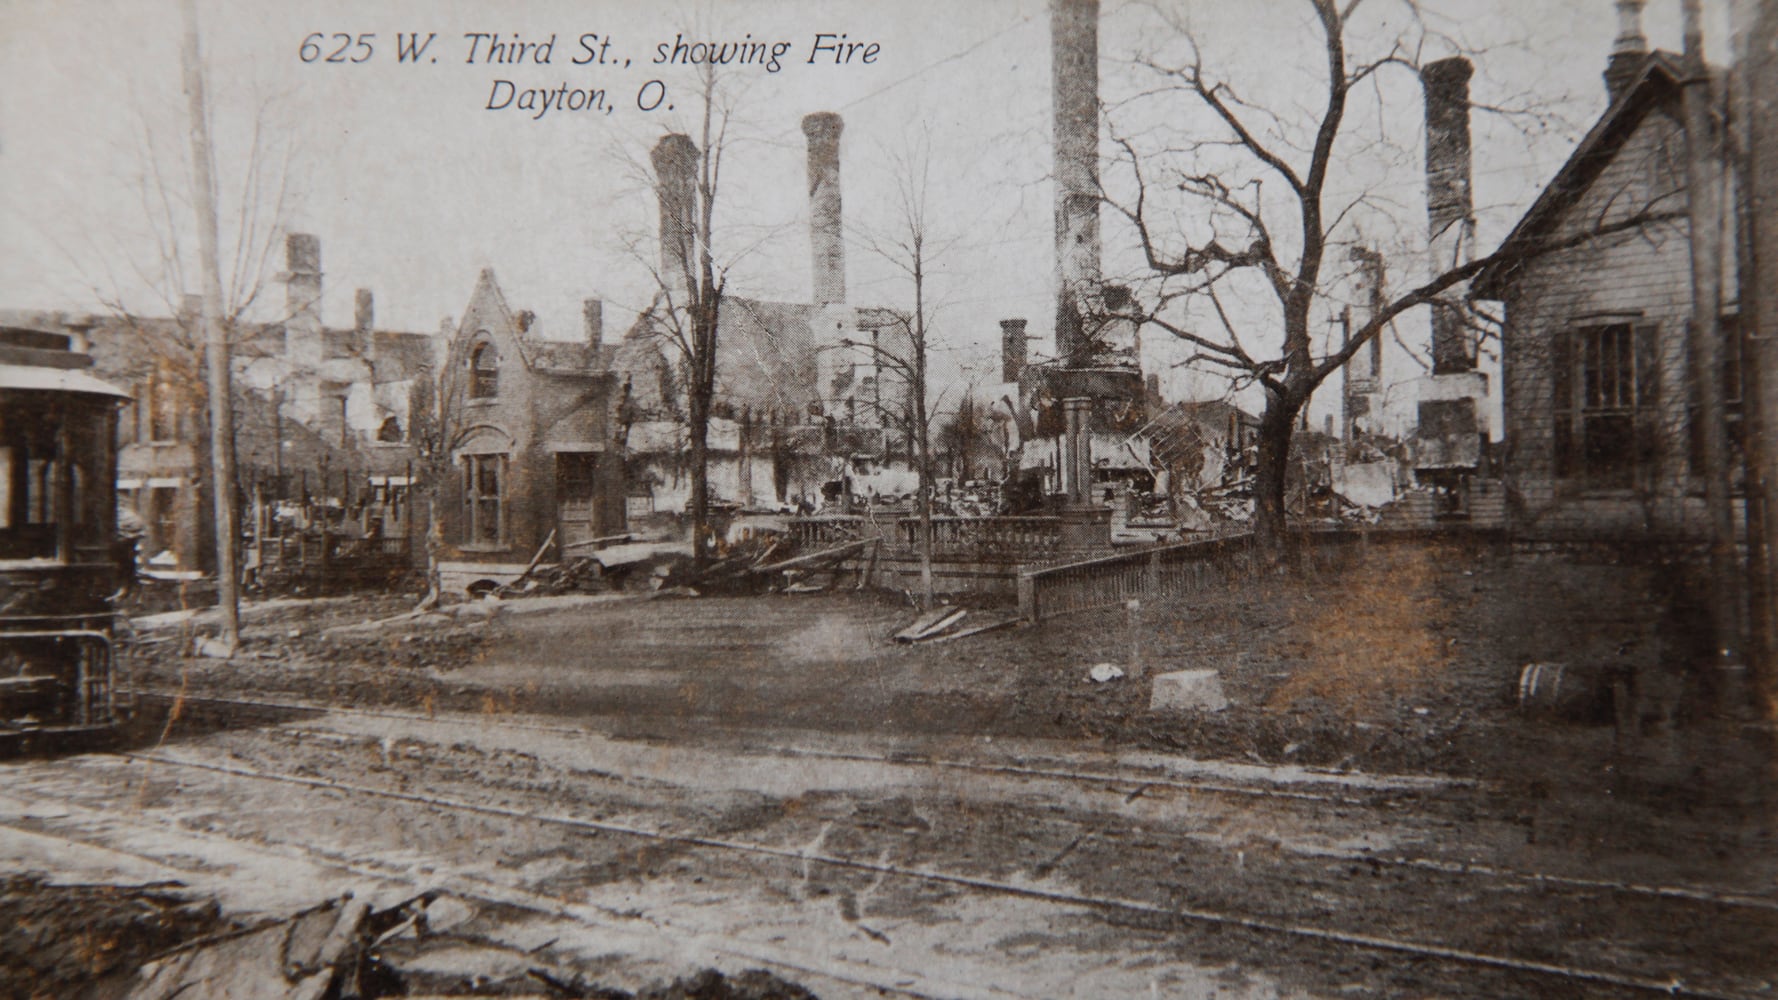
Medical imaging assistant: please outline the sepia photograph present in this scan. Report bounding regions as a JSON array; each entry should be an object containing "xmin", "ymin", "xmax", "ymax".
[{"xmin": 1, "ymin": 0, "xmax": 1775, "ymax": 996}]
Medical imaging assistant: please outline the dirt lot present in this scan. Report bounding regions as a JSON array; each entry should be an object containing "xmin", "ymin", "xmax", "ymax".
[
  {"xmin": 14, "ymin": 537, "xmax": 1764, "ymax": 998},
  {"xmin": 127, "ymin": 539, "xmax": 1772, "ymax": 797}
]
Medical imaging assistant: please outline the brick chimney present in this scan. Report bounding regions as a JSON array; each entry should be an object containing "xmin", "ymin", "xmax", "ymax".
[
  {"xmin": 802, "ymin": 112, "xmax": 846, "ymax": 307},
  {"xmin": 1052, "ymin": 0, "xmax": 1102, "ymax": 363},
  {"xmin": 178, "ymin": 292, "xmax": 202, "ymax": 332},
  {"xmin": 650, "ymin": 133, "xmax": 699, "ymax": 299},
  {"xmin": 1423, "ymin": 56, "xmax": 1476, "ymax": 375},
  {"xmin": 1416, "ymin": 56, "xmax": 1488, "ymax": 473},
  {"xmin": 354, "ymin": 288, "xmax": 373, "ymax": 333},
  {"xmin": 584, "ymin": 298, "xmax": 604, "ymax": 354},
  {"xmin": 354, "ymin": 288, "xmax": 374, "ymax": 357},
  {"xmin": 1000, "ymin": 318, "xmax": 1028, "ymax": 384},
  {"xmin": 284, "ymin": 233, "xmax": 324, "ymax": 368},
  {"xmin": 1605, "ymin": 0, "xmax": 1648, "ymax": 103}
]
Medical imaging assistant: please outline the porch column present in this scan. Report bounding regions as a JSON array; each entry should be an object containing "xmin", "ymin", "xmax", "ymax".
[{"xmin": 1063, "ymin": 397, "xmax": 1092, "ymax": 505}]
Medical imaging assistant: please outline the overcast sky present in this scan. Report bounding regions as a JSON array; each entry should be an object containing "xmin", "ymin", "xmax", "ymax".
[{"xmin": 0, "ymin": 0, "xmax": 1734, "ymax": 429}]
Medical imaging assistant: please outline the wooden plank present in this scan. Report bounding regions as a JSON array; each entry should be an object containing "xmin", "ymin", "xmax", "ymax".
[
  {"xmin": 561, "ymin": 533, "xmax": 635, "ymax": 552},
  {"xmin": 752, "ymin": 539, "xmax": 870, "ymax": 573},
  {"xmin": 921, "ymin": 616, "xmax": 1024, "ymax": 644},
  {"xmin": 894, "ymin": 607, "xmax": 966, "ymax": 643}
]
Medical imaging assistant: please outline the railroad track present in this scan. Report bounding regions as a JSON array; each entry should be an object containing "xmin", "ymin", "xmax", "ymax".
[
  {"xmin": 130, "ymin": 688, "xmax": 1778, "ymax": 915},
  {"xmin": 0, "ymin": 805, "xmax": 969, "ymax": 1000},
  {"xmin": 102, "ymin": 735, "xmax": 1773, "ymax": 1000},
  {"xmin": 128, "ymin": 688, "xmax": 1464, "ymax": 803}
]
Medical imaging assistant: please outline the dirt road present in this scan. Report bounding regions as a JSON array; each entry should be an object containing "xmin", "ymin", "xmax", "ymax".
[
  {"xmin": 4, "ymin": 686, "xmax": 1772, "ymax": 998},
  {"xmin": 9, "ymin": 545, "xmax": 1776, "ymax": 997}
]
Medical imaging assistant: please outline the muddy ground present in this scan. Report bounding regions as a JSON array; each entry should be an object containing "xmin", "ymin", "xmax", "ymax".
[
  {"xmin": 7, "ymin": 538, "xmax": 1773, "ymax": 998},
  {"xmin": 127, "ymin": 539, "xmax": 1773, "ymax": 796}
]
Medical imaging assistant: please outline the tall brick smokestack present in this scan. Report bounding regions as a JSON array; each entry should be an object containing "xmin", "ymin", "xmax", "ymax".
[
  {"xmin": 802, "ymin": 112, "xmax": 846, "ymax": 306},
  {"xmin": 1051, "ymin": 0, "xmax": 1102, "ymax": 363},
  {"xmin": 1604, "ymin": 0, "xmax": 1647, "ymax": 102},
  {"xmin": 1423, "ymin": 56, "xmax": 1476, "ymax": 375},
  {"xmin": 354, "ymin": 288, "xmax": 374, "ymax": 334},
  {"xmin": 284, "ymin": 233, "xmax": 323, "ymax": 367},
  {"xmin": 651, "ymin": 133, "xmax": 699, "ymax": 298},
  {"xmin": 353, "ymin": 287, "xmax": 374, "ymax": 358},
  {"xmin": 1000, "ymin": 318, "xmax": 1028, "ymax": 383},
  {"xmin": 583, "ymin": 298, "xmax": 604, "ymax": 354}
]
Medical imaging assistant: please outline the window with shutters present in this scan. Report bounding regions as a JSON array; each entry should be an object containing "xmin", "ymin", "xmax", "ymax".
[{"xmin": 1552, "ymin": 322, "xmax": 1657, "ymax": 489}]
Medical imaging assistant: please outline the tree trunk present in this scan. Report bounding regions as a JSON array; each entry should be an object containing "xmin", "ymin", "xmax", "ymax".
[
  {"xmin": 415, "ymin": 482, "xmax": 444, "ymax": 611},
  {"xmin": 1252, "ymin": 392, "xmax": 1301, "ymax": 560},
  {"xmin": 689, "ymin": 388, "xmax": 711, "ymax": 565}
]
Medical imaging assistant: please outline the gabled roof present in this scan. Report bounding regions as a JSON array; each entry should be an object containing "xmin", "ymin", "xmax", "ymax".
[
  {"xmin": 1473, "ymin": 51, "xmax": 1684, "ymax": 299},
  {"xmin": 457, "ymin": 268, "xmax": 605, "ymax": 376}
]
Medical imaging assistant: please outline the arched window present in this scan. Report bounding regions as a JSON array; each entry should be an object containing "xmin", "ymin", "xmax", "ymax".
[{"xmin": 469, "ymin": 340, "xmax": 498, "ymax": 399}]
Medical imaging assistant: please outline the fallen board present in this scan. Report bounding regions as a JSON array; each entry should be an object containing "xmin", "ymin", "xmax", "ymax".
[
  {"xmin": 893, "ymin": 607, "xmax": 967, "ymax": 643},
  {"xmin": 918, "ymin": 616, "xmax": 1024, "ymax": 644}
]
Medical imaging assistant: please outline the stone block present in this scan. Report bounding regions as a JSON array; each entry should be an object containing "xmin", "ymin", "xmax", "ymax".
[{"xmin": 1149, "ymin": 669, "xmax": 1228, "ymax": 713}]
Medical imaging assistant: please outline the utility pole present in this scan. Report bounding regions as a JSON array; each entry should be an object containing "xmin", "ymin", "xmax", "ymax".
[
  {"xmin": 180, "ymin": 0, "xmax": 241, "ymax": 650},
  {"xmin": 1733, "ymin": 0, "xmax": 1778, "ymax": 704},
  {"xmin": 1680, "ymin": 0, "xmax": 1747, "ymax": 711}
]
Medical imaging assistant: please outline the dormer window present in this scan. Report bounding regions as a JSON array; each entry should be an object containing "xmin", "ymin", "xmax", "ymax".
[{"xmin": 469, "ymin": 339, "xmax": 498, "ymax": 399}]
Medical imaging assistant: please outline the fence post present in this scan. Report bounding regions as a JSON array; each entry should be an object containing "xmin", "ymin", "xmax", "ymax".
[
  {"xmin": 1146, "ymin": 546, "xmax": 1161, "ymax": 598},
  {"xmin": 1018, "ymin": 569, "xmax": 1038, "ymax": 622}
]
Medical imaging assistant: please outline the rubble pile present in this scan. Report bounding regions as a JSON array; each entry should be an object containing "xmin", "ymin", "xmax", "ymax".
[
  {"xmin": 533, "ymin": 966, "xmax": 820, "ymax": 1000},
  {"xmin": 1, "ymin": 877, "xmax": 825, "ymax": 1000},
  {"xmin": 493, "ymin": 556, "xmax": 612, "ymax": 597},
  {"xmin": 0, "ymin": 874, "xmax": 236, "ymax": 997}
]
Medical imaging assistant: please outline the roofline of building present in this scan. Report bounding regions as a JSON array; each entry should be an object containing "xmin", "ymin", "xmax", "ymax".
[{"xmin": 1473, "ymin": 51, "xmax": 1685, "ymax": 300}]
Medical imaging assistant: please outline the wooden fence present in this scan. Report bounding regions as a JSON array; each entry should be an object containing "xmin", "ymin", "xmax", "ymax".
[
  {"xmin": 898, "ymin": 516, "xmax": 1066, "ymax": 562},
  {"xmin": 789, "ymin": 515, "xmax": 1067, "ymax": 563},
  {"xmin": 256, "ymin": 530, "xmax": 415, "ymax": 594},
  {"xmin": 1017, "ymin": 533, "xmax": 1258, "ymax": 621}
]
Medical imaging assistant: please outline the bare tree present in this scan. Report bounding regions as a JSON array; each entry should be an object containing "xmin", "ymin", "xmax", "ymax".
[
  {"xmin": 1102, "ymin": 0, "xmax": 1681, "ymax": 554},
  {"xmin": 69, "ymin": 5, "xmax": 294, "ymax": 642},
  {"xmin": 633, "ymin": 63, "xmax": 732, "ymax": 566},
  {"xmin": 850, "ymin": 141, "xmax": 961, "ymax": 608}
]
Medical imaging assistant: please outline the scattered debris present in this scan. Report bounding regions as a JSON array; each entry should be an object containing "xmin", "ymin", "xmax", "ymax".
[
  {"xmin": 493, "ymin": 558, "xmax": 608, "ymax": 597},
  {"xmin": 1516, "ymin": 662, "xmax": 1618, "ymax": 725},
  {"xmin": 1150, "ymin": 669, "xmax": 1229, "ymax": 712},
  {"xmin": 592, "ymin": 541, "xmax": 691, "ymax": 571},
  {"xmin": 920, "ymin": 615, "xmax": 1023, "ymax": 644},
  {"xmin": 754, "ymin": 539, "xmax": 871, "ymax": 579},
  {"xmin": 194, "ymin": 637, "xmax": 236, "ymax": 659},
  {"xmin": 1087, "ymin": 662, "xmax": 1125, "ymax": 684},
  {"xmin": 1, "ymin": 875, "xmax": 235, "ymax": 994},
  {"xmin": 893, "ymin": 607, "xmax": 967, "ymax": 643},
  {"xmin": 531, "ymin": 966, "xmax": 820, "ymax": 1000},
  {"xmin": 121, "ymin": 889, "xmax": 431, "ymax": 1000}
]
